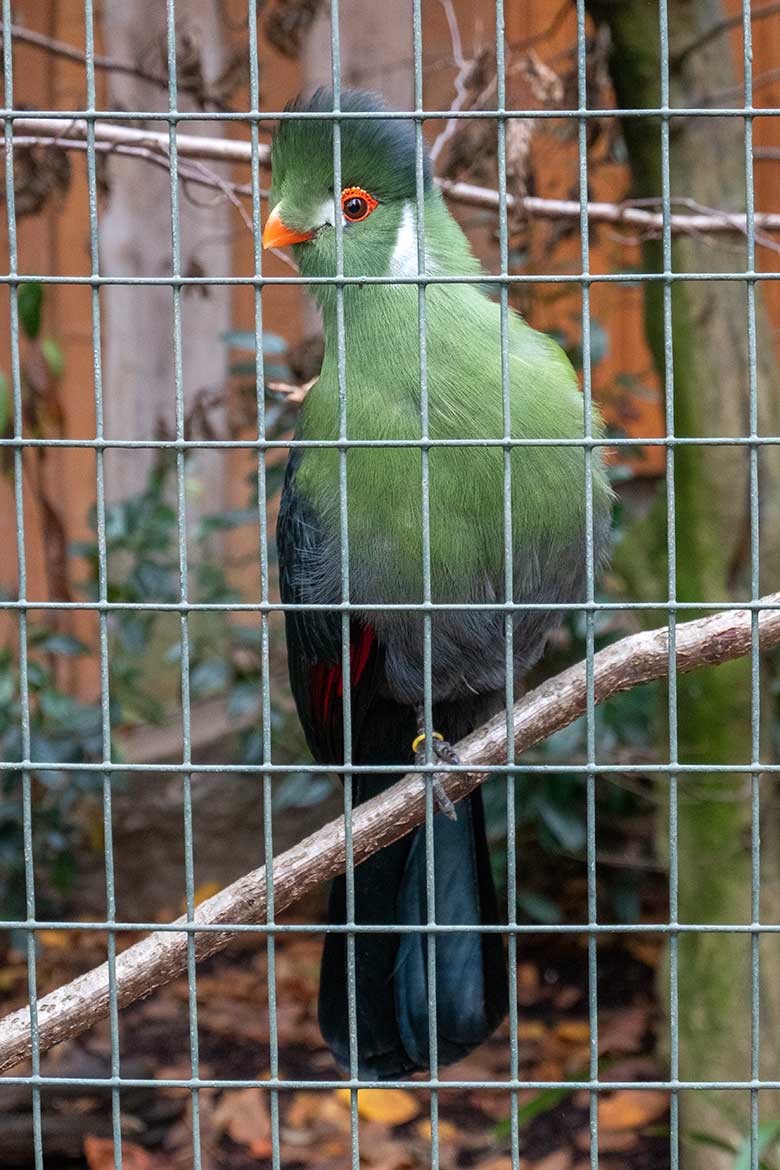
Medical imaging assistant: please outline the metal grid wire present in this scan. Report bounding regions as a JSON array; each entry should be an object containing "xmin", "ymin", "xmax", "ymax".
[{"xmin": 0, "ymin": 1, "xmax": 774, "ymax": 1169}]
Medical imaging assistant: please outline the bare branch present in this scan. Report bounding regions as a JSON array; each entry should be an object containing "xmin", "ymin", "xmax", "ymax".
[
  {"xmin": 430, "ymin": 0, "xmax": 472, "ymax": 164},
  {"xmin": 0, "ymin": 595, "xmax": 778, "ymax": 1075},
  {"xmin": 673, "ymin": 1, "xmax": 780, "ymax": 68},
  {"xmin": 1, "ymin": 24, "xmax": 237, "ymax": 112},
  {"xmin": 509, "ymin": 0, "xmax": 573, "ymax": 56},
  {"xmin": 9, "ymin": 118, "xmax": 261, "ymax": 165},
  {"xmin": 11, "ymin": 136, "xmax": 258, "ymax": 202},
  {"xmin": 8, "ymin": 119, "xmax": 780, "ymax": 247}
]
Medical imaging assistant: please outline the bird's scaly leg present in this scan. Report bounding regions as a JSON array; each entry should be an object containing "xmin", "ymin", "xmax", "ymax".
[{"xmin": 412, "ymin": 707, "xmax": 458, "ymax": 821}]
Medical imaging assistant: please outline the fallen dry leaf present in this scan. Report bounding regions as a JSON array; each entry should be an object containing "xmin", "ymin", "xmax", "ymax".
[
  {"xmin": 575, "ymin": 1126, "xmax": 638, "ymax": 1153},
  {"xmin": 625, "ymin": 938, "xmax": 662, "ymax": 968},
  {"xmin": 336, "ymin": 1087, "xmax": 420, "ymax": 1126},
  {"xmin": 250, "ymin": 1137, "xmax": 275, "ymax": 1157},
  {"xmin": 193, "ymin": 881, "xmax": 222, "ymax": 908},
  {"xmin": 414, "ymin": 1118, "xmax": 459, "ymax": 1143},
  {"xmin": 555, "ymin": 1020, "xmax": 591, "ymax": 1045},
  {"xmin": 440, "ymin": 1054, "xmax": 497, "ymax": 1082},
  {"xmin": 37, "ymin": 929, "xmax": 75, "ymax": 950},
  {"xmin": 517, "ymin": 963, "xmax": 540, "ymax": 1004},
  {"xmin": 597, "ymin": 1007, "xmax": 650, "ymax": 1057},
  {"xmin": 84, "ymin": 1136, "xmax": 166, "ymax": 1170},
  {"xmin": 286, "ymin": 1090, "xmax": 352, "ymax": 1134},
  {"xmin": 197, "ymin": 999, "xmax": 268, "ymax": 1045},
  {"xmin": 212, "ymin": 1087, "xmax": 270, "ymax": 1148},
  {"xmin": 553, "ymin": 987, "xmax": 582, "ymax": 1011},
  {"xmin": 359, "ymin": 1130, "xmax": 417, "ymax": 1170},
  {"xmin": 517, "ymin": 1020, "xmax": 548, "ymax": 1043},
  {"xmin": 529, "ymin": 1151, "xmax": 573, "ymax": 1170},
  {"xmin": 0, "ymin": 962, "xmax": 27, "ymax": 992},
  {"xmin": 597, "ymin": 1088, "xmax": 669, "ymax": 1132}
]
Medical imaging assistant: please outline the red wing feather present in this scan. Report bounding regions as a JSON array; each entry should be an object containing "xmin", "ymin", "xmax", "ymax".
[{"xmin": 309, "ymin": 623, "xmax": 376, "ymax": 729}]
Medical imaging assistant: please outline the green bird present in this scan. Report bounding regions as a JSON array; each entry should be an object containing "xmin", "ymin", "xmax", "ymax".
[{"xmin": 265, "ymin": 89, "xmax": 612, "ymax": 1080}]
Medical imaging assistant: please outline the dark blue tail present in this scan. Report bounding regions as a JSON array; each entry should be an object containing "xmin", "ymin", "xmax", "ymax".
[{"xmin": 318, "ymin": 779, "xmax": 508, "ymax": 1079}]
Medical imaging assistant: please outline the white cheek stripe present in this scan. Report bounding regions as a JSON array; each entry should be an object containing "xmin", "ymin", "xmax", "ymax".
[{"xmin": 389, "ymin": 202, "xmax": 434, "ymax": 278}]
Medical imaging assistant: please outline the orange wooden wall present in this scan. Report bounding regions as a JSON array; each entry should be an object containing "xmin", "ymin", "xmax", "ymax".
[{"xmin": 1, "ymin": 0, "xmax": 779, "ymax": 699}]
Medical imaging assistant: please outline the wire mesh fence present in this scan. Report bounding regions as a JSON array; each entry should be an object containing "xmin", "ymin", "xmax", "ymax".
[{"xmin": 0, "ymin": 1, "xmax": 778, "ymax": 1169}]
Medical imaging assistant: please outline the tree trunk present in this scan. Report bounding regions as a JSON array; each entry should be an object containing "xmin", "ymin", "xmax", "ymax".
[
  {"xmin": 586, "ymin": 1, "xmax": 780, "ymax": 1164},
  {"xmin": 100, "ymin": 0, "xmax": 231, "ymax": 508}
]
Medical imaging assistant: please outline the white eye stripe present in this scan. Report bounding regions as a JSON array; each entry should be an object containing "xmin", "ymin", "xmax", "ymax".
[
  {"xmin": 312, "ymin": 196, "xmax": 338, "ymax": 228},
  {"xmin": 311, "ymin": 195, "xmax": 362, "ymax": 229}
]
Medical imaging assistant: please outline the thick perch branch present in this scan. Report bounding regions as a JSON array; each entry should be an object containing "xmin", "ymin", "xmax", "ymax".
[
  {"xmin": 0, "ymin": 596, "xmax": 779, "ymax": 1074},
  {"xmin": 8, "ymin": 117, "xmax": 780, "ymax": 242}
]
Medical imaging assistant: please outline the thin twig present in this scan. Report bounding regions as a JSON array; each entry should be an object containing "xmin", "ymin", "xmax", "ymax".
[
  {"xmin": 11, "ymin": 136, "xmax": 258, "ymax": 203},
  {"xmin": 8, "ymin": 119, "xmax": 780, "ymax": 247},
  {"xmin": 1, "ymin": 23, "xmax": 235, "ymax": 112},
  {"xmin": 0, "ymin": 595, "xmax": 778, "ymax": 1074},
  {"xmin": 509, "ymin": 0, "xmax": 572, "ymax": 57},
  {"xmin": 430, "ymin": 0, "xmax": 472, "ymax": 164},
  {"xmin": 673, "ymin": 1, "xmax": 780, "ymax": 67},
  {"xmin": 694, "ymin": 66, "xmax": 780, "ymax": 108}
]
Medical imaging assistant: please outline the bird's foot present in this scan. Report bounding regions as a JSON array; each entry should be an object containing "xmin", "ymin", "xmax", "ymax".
[{"xmin": 412, "ymin": 728, "xmax": 459, "ymax": 821}]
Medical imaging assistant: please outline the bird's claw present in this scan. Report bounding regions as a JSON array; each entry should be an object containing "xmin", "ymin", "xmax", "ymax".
[
  {"xmin": 430, "ymin": 776, "xmax": 458, "ymax": 821},
  {"xmin": 414, "ymin": 733, "xmax": 460, "ymax": 821}
]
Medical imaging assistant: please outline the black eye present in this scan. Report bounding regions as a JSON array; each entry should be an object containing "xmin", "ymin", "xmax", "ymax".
[{"xmin": 344, "ymin": 196, "xmax": 367, "ymax": 220}]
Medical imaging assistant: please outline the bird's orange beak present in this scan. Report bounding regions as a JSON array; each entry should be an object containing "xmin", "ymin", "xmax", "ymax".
[{"xmin": 262, "ymin": 205, "xmax": 316, "ymax": 249}]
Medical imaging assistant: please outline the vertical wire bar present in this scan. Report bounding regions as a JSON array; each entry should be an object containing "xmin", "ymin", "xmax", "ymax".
[
  {"xmin": 657, "ymin": 5, "xmax": 679, "ymax": 1166},
  {"xmin": 246, "ymin": 6, "xmax": 280, "ymax": 1165},
  {"xmin": 2, "ymin": 11, "xmax": 44, "ymax": 1168},
  {"xmin": 83, "ymin": 3, "xmax": 123, "ymax": 1161},
  {"xmin": 164, "ymin": 6, "xmax": 201, "ymax": 1163},
  {"xmin": 493, "ymin": 2, "xmax": 518, "ymax": 1162},
  {"xmin": 328, "ymin": 11, "xmax": 360, "ymax": 1162},
  {"xmin": 411, "ymin": 3, "xmax": 439, "ymax": 1160},
  {"xmin": 741, "ymin": 3, "xmax": 761, "ymax": 1164},
  {"xmin": 575, "ymin": 5, "xmax": 599, "ymax": 1166}
]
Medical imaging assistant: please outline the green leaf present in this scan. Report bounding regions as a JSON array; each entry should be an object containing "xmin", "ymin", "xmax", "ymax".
[
  {"xmin": 538, "ymin": 798, "xmax": 586, "ymax": 853},
  {"xmin": 227, "ymin": 681, "xmax": 259, "ymax": 719},
  {"xmin": 274, "ymin": 772, "xmax": 334, "ymax": 811},
  {"xmin": 18, "ymin": 283, "xmax": 43, "ymax": 339},
  {"xmin": 230, "ymin": 623, "xmax": 263, "ymax": 646},
  {"xmin": 197, "ymin": 507, "xmax": 257, "ymax": 537},
  {"xmin": 516, "ymin": 890, "xmax": 562, "ymax": 925},
  {"xmin": 686, "ymin": 1131, "xmax": 738, "ymax": 1155},
  {"xmin": 0, "ymin": 669, "xmax": 15, "ymax": 708},
  {"xmin": 28, "ymin": 630, "xmax": 89, "ymax": 656},
  {"xmin": 41, "ymin": 337, "xmax": 65, "ymax": 378},
  {"xmin": 190, "ymin": 659, "xmax": 229, "ymax": 698},
  {"xmin": 734, "ymin": 1120, "xmax": 780, "ymax": 1170},
  {"xmin": 494, "ymin": 1082, "xmax": 577, "ymax": 1138}
]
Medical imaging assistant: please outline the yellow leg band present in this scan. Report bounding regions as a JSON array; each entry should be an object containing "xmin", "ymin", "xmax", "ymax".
[{"xmin": 412, "ymin": 730, "xmax": 444, "ymax": 754}]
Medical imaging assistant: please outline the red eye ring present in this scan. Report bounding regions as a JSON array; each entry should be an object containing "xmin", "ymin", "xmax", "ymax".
[{"xmin": 341, "ymin": 186, "xmax": 378, "ymax": 223}]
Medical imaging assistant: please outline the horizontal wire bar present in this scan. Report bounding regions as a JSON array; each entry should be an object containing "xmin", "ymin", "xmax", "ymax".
[
  {"xmin": 3, "ymin": 105, "xmax": 780, "ymax": 121},
  {"xmin": 1, "ymin": 435, "xmax": 779, "ymax": 451},
  {"xmin": 0, "ymin": 760, "xmax": 775, "ymax": 776},
  {"xmin": 2, "ymin": 920, "xmax": 778, "ymax": 936},
  {"xmin": 2, "ymin": 271, "xmax": 780, "ymax": 287},
  {"xmin": 0, "ymin": 1075, "xmax": 777, "ymax": 1092},
  {"xmin": 4, "ymin": 599, "xmax": 780, "ymax": 613}
]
